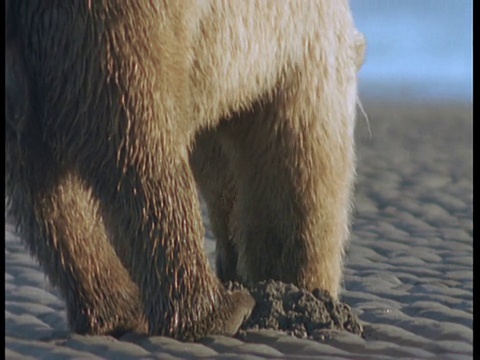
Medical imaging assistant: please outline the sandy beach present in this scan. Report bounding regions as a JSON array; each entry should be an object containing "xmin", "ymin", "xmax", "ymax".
[{"xmin": 5, "ymin": 100, "xmax": 472, "ymax": 359}]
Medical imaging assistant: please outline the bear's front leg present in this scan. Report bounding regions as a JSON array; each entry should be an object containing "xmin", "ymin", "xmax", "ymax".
[
  {"xmin": 220, "ymin": 69, "xmax": 357, "ymax": 299},
  {"xmin": 190, "ymin": 128, "xmax": 240, "ymax": 283}
]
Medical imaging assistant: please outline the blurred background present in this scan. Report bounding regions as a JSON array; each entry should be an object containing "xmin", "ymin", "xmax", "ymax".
[{"xmin": 350, "ymin": 0, "xmax": 472, "ymax": 103}]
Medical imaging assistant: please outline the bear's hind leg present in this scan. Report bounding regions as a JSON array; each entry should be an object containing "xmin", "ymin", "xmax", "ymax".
[
  {"xmin": 6, "ymin": 138, "xmax": 146, "ymax": 336},
  {"xmin": 88, "ymin": 134, "xmax": 253, "ymax": 340}
]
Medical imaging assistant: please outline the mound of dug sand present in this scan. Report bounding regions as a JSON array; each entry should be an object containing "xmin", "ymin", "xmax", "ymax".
[{"xmin": 226, "ymin": 280, "xmax": 363, "ymax": 340}]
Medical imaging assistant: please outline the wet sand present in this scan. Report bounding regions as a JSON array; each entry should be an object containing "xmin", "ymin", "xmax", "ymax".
[{"xmin": 6, "ymin": 99, "xmax": 472, "ymax": 359}]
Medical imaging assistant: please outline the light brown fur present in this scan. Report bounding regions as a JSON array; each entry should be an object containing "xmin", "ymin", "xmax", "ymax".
[{"xmin": 6, "ymin": 0, "xmax": 365, "ymax": 340}]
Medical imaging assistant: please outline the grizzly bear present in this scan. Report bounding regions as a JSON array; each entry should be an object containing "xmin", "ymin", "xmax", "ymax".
[{"xmin": 5, "ymin": 0, "xmax": 365, "ymax": 340}]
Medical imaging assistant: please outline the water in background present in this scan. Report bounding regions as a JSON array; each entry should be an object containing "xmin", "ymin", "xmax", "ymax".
[{"xmin": 351, "ymin": 0, "xmax": 472, "ymax": 102}]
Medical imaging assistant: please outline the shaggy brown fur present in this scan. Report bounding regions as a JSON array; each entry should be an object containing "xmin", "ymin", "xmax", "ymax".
[{"xmin": 5, "ymin": 0, "xmax": 365, "ymax": 340}]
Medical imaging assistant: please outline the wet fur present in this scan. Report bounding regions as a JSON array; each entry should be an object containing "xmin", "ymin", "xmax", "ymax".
[{"xmin": 5, "ymin": 0, "xmax": 364, "ymax": 340}]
